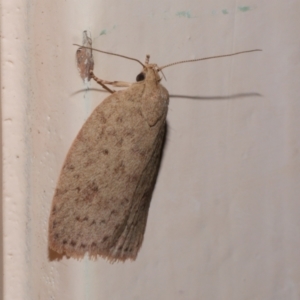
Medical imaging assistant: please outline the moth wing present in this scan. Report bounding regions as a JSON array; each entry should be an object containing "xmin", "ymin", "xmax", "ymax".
[
  {"xmin": 107, "ymin": 123, "xmax": 166, "ymax": 261},
  {"xmin": 49, "ymin": 83, "xmax": 168, "ymax": 261}
]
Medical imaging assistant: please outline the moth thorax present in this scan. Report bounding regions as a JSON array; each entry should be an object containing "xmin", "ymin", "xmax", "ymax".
[{"xmin": 144, "ymin": 64, "xmax": 161, "ymax": 82}]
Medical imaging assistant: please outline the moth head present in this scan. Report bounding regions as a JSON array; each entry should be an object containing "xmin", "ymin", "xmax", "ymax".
[{"xmin": 136, "ymin": 57, "xmax": 161, "ymax": 83}]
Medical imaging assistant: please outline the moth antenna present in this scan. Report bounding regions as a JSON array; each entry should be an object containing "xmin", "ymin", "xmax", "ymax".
[
  {"xmin": 158, "ymin": 49, "xmax": 262, "ymax": 71},
  {"xmin": 160, "ymin": 69, "xmax": 167, "ymax": 81},
  {"xmin": 73, "ymin": 44, "xmax": 145, "ymax": 67},
  {"xmin": 145, "ymin": 55, "xmax": 150, "ymax": 64}
]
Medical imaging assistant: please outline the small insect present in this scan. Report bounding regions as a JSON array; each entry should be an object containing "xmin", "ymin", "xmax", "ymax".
[
  {"xmin": 75, "ymin": 31, "xmax": 94, "ymax": 81},
  {"xmin": 48, "ymin": 43, "xmax": 261, "ymax": 262}
]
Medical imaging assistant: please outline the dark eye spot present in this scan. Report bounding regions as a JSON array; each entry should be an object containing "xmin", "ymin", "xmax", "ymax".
[{"xmin": 136, "ymin": 72, "xmax": 145, "ymax": 82}]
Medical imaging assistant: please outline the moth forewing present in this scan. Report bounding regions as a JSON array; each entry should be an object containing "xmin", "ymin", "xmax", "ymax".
[{"xmin": 49, "ymin": 59, "xmax": 169, "ymax": 262}]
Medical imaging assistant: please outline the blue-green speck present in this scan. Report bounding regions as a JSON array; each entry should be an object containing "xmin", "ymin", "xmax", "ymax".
[
  {"xmin": 176, "ymin": 11, "xmax": 191, "ymax": 18},
  {"xmin": 238, "ymin": 6, "xmax": 250, "ymax": 12}
]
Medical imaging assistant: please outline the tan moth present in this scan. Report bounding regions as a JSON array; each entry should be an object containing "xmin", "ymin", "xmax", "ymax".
[{"xmin": 49, "ymin": 44, "xmax": 261, "ymax": 262}]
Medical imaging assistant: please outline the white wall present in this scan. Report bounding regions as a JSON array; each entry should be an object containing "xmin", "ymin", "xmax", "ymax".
[{"xmin": 2, "ymin": 0, "xmax": 300, "ymax": 299}]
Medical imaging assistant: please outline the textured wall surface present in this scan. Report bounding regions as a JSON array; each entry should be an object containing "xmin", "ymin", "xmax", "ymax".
[{"xmin": 2, "ymin": 0, "xmax": 300, "ymax": 299}]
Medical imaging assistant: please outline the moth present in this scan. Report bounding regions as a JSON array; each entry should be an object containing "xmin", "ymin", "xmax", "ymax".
[{"xmin": 49, "ymin": 44, "xmax": 261, "ymax": 262}]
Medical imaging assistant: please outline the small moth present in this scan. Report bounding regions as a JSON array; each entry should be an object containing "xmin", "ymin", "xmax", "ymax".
[
  {"xmin": 49, "ymin": 44, "xmax": 261, "ymax": 262},
  {"xmin": 75, "ymin": 31, "xmax": 94, "ymax": 81}
]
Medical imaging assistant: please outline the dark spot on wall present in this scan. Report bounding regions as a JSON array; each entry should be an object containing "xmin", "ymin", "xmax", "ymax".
[
  {"xmin": 80, "ymin": 243, "xmax": 86, "ymax": 248},
  {"xmin": 103, "ymin": 149, "xmax": 109, "ymax": 155},
  {"xmin": 63, "ymin": 239, "xmax": 67, "ymax": 244},
  {"xmin": 54, "ymin": 233, "xmax": 59, "ymax": 239},
  {"xmin": 90, "ymin": 220, "xmax": 96, "ymax": 226},
  {"xmin": 91, "ymin": 242, "xmax": 97, "ymax": 248},
  {"xmin": 70, "ymin": 240, "xmax": 77, "ymax": 246},
  {"xmin": 83, "ymin": 216, "xmax": 88, "ymax": 221},
  {"xmin": 76, "ymin": 216, "xmax": 80, "ymax": 221}
]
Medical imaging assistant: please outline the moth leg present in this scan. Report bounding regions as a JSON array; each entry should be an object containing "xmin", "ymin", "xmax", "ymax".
[
  {"xmin": 105, "ymin": 81, "xmax": 132, "ymax": 88},
  {"xmin": 90, "ymin": 71, "xmax": 116, "ymax": 94},
  {"xmin": 90, "ymin": 71, "xmax": 133, "ymax": 92}
]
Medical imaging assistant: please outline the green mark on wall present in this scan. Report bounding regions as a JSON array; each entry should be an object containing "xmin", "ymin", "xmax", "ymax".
[
  {"xmin": 238, "ymin": 6, "xmax": 250, "ymax": 12},
  {"xmin": 176, "ymin": 11, "xmax": 191, "ymax": 18},
  {"xmin": 98, "ymin": 26, "xmax": 117, "ymax": 37},
  {"xmin": 222, "ymin": 9, "xmax": 229, "ymax": 14}
]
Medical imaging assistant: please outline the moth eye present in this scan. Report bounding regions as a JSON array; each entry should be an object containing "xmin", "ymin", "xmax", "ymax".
[{"xmin": 136, "ymin": 72, "xmax": 145, "ymax": 82}]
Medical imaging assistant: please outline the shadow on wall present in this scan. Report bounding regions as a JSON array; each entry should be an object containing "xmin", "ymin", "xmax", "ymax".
[{"xmin": 71, "ymin": 88, "xmax": 262, "ymax": 101}]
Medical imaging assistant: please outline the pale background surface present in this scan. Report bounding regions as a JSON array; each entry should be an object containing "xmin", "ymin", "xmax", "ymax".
[{"xmin": 2, "ymin": 0, "xmax": 300, "ymax": 299}]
